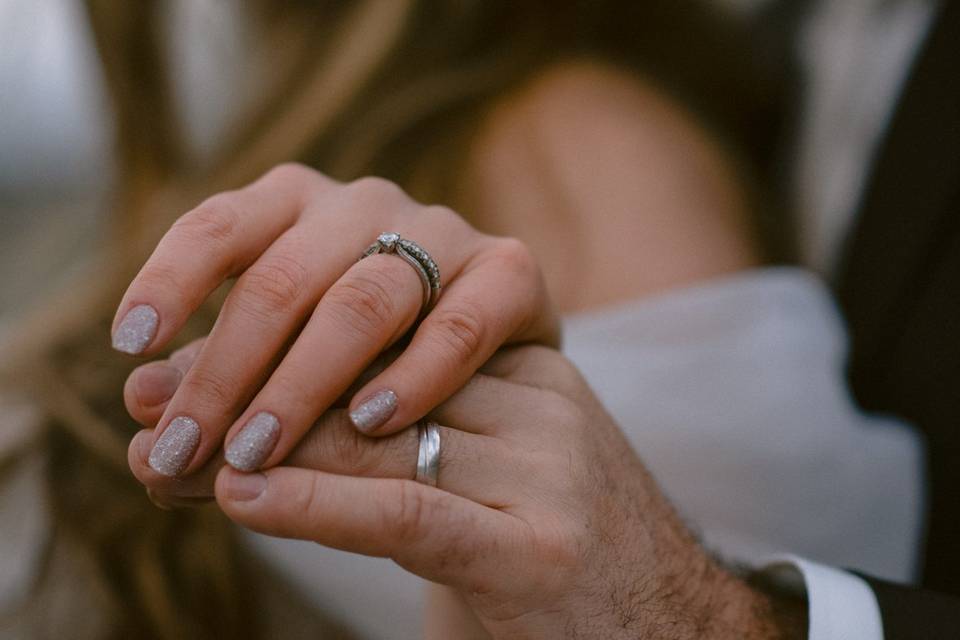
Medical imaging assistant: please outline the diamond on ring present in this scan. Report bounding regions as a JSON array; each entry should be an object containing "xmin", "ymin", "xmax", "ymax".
[
  {"xmin": 377, "ymin": 232, "xmax": 401, "ymax": 251},
  {"xmin": 361, "ymin": 232, "xmax": 442, "ymax": 318}
]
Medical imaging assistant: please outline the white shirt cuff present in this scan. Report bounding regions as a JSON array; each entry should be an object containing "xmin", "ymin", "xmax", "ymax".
[{"xmin": 759, "ymin": 555, "xmax": 884, "ymax": 640}]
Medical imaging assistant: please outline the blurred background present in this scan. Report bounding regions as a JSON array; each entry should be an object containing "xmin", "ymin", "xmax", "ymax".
[
  {"xmin": 0, "ymin": 1, "xmax": 256, "ymax": 323},
  {"xmin": 0, "ymin": 1, "xmax": 935, "ymax": 639},
  {"xmin": 0, "ymin": 0, "xmax": 782, "ymax": 328}
]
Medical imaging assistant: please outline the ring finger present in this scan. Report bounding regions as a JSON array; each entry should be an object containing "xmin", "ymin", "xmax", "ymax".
[
  {"xmin": 134, "ymin": 410, "xmax": 522, "ymax": 507},
  {"xmin": 145, "ymin": 191, "xmax": 445, "ymax": 477},
  {"xmin": 216, "ymin": 212, "xmax": 477, "ymax": 473},
  {"xmin": 283, "ymin": 410, "xmax": 520, "ymax": 505}
]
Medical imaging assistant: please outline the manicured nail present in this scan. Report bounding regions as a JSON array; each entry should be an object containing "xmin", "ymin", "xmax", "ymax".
[
  {"xmin": 148, "ymin": 416, "xmax": 200, "ymax": 477},
  {"xmin": 112, "ymin": 304, "xmax": 159, "ymax": 354},
  {"xmin": 223, "ymin": 472, "xmax": 266, "ymax": 502},
  {"xmin": 225, "ymin": 412, "xmax": 281, "ymax": 472},
  {"xmin": 349, "ymin": 389, "xmax": 397, "ymax": 433},
  {"xmin": 134, "ymin": 363, "xmax": 182, "ymax": 407}
]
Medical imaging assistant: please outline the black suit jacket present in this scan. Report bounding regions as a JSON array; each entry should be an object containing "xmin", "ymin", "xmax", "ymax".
[{"xmin": 835, "ymin": 1, "xmax": 960, "ymax": 636}]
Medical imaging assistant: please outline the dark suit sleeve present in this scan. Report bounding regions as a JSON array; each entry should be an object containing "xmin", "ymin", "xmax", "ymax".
[{"xmin": 855, "ymin": 574, "xmax": 960, "ymax": 640}]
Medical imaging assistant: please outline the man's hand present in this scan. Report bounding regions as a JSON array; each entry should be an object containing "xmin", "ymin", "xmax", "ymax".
[{"xmin": 211, "ymin": 345, "xmax": 806, "ymax": 638}]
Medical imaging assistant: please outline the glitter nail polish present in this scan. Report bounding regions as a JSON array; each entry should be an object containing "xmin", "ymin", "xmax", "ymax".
[
  {"xmin": 112, "ymin": 304, "xmax": 159, "ymax": 354},
  {"xmin": 148, "ymin": 416, "xmax": 201, "ymax": 477},
  {"xmin": 349, "ymin": 389, "xmax": 398, "ymax": 433},
  {"xmin": 225, "ymin": 412, "xmax": 281, "ymax": 472}
]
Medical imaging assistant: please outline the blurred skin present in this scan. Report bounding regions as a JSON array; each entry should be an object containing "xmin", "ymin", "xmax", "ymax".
[
  {"xmin": 463, "ymin": 61, "xmax": 757, "ymax": 313},
  {"xmin": 122, "ymin": 62, "xmax": 800, "ymax": 638}
]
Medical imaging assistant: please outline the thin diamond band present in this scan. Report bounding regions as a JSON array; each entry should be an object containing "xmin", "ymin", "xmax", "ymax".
[{"xmin": 361, "ymin": 232, "xmax": 442, "ymax": 318}]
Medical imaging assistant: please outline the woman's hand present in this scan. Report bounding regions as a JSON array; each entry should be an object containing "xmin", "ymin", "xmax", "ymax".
[
  {"xmin": 113, "ymin": 163, "xmax": 558, "ymax": 481},
  {"xmin": 212, "ymin": 346, "xmax": 805, "ymax": 639},
  {"xmin": 123, "ymin": 336, "xmax": 403, "ymax": 505}
]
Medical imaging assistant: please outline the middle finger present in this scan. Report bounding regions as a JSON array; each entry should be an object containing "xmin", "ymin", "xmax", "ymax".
[
  {"xmin": 218, "ymin": 211, "xmax": 477, "ymax": 473},
  {"xmin": 284, "ymin": 410, "xmax": 520, "ymax": 505},
  {"xmin": 135, "ymin": 411, "xmax": 522, "ymax": 507}
]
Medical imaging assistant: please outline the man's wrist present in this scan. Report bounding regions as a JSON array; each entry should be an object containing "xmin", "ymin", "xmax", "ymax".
[{"xmin": 756, "ymin": 556, "xmax": 884, "ymax": 640}]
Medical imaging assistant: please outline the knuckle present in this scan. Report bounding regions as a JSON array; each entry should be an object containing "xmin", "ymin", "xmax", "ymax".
[
  {"xmin": 490, "ymin": 237, "xmax": 537, "ymax": 278},
  {"xmin": 383, "ymin": 432, "xmax": 417, "ymax": 475},
  {"xmin": 435, "ymin": 431, "xmax": 459, "ymax": 480},
  {"xmin": 350, "ymin": 175, "xmax": 403, "ymax": 198},
  {"xmin": 236, "ymin": 254, "xmax": 311, "ymax": 318},
  {"xmin": 549, "ymin": 395, "xmax": 588, "ymax": 433},
  {"xmin": 430, "ymin": 511, "xmax": 485, "ymax": 575},
  {"xmin": 425, "ymin": 302, "xmax": 486, "ymax": 363},
  {"xmin": 490, "ymin": 238, "xmax": 542, "ymax": 333},
  {"xmin": 289, "ymin": 474, "xmax": 325, "ymax": 528},
  {"xmin": 329, "ymin": 424, "xmax": 384, "ymax": 475},
  {"xmin": 528, "ymin": 396, "xmax": 575, "ymax": 434},
  {"xmin": 516, "ymin": 343, "xmax": 559, "ymax": 365},
  {"xmin": 419, "ymin": 204, "xmax": 467, "ymax": 230},
  {"xmin": 322, "ymin": 269, "xmax": 400, "ymax": 340},
  {"xmin": 173, "ymin": 194, "xmax": 241, "ymax": 245},
  {"xmin": 508, "ymin": 345, "xmax": 585, "ymax": 393},
  {"xmin": 547, "ymin": 354, "xmax": 586, "ymax": 391},
  {"xmin": 264, "ymin": 162, "xmax": 315, "ymax": 184},
  {"xmin": 179, "ymin": 366, "xmax": 236, "ymax": 409},
  {"xmin": 259, "ymin": 163, "xmax": 328, "ymax": 205},
  {"xmin": 343, "ymin": 176, "xmax": 407, "ymax": 209},
  {"xmin": 390, "ymin": 481, "xmax": 432, "ymax": 544},
  {"xmin": 137, "ymin": 261, "xmax": 185, "ymax": 301},
  {"xmin": 534, "ymin": 522, "xmax": 582, "ymax": 572}
]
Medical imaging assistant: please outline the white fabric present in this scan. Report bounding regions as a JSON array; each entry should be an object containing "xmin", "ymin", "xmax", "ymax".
[
  {"xmin": 563, "ymin": 268, "xmax": 924, "ymax": 582},
  {"xmin": 794, "ymin": 0, "xmax": 937, "ymax": 273},
  {"xmin": 762, "ymin": 555, "xmax": 884, "ymax": 640}
]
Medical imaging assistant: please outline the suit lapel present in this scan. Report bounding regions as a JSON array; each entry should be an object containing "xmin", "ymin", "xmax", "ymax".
[{"xmin": 836, "ymin": 1, "xmax": 960, "ymax": 376}]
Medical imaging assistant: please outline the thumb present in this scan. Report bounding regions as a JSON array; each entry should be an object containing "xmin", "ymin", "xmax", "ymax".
[{"xmin": 215, "ymin": 466, "xmax": 523, "ymax": 588}]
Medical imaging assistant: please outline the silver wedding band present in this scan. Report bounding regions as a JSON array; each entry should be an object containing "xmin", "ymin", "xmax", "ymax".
[
  {"xmin": 415, "ymin": 420, "xmax": 441, "ymax": 487},
  {"xmin": 361, "ymin": 232, "xmax": 442, "ymax": 319}
]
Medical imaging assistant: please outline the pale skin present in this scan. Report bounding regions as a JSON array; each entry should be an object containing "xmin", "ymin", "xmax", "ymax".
[
  {"xmin": 114, "ymin": 165, "xmax": 560, "ymax": 477},
  {"xmin": 121, "ymin": 62, "xmax": 803, "ymax": 637}
]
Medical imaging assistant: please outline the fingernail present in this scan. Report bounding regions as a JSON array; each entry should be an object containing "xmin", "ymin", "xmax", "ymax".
[
  {"xmin": 134, "ymin": 363, "xmax": 182, "ymax": 406},
  {"xmin": 148, "ymin": 416, "xmax": 200, "ymax": 477},
  {"xmin": 349, "ymin": 389, "xmax": 397, "ymax": 433},
  {"xmin": 225, "ymin": 412, "xmax": 280, "ymax": 472},
  {"xmin": 112, "ymin": 304, "xmax": 159, "ymax": 354},
  {"xmin": 223, "ymin": 472, "xmax": 266, "ymax": 502}
]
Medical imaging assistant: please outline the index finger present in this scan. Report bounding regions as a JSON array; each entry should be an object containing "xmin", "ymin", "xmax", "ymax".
[{"xmin": 111, "ymin": 164, "xmax": 330, "ymax": 356}]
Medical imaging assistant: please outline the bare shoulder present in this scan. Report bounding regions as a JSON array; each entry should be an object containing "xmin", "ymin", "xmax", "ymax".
[
  {"xmin": 469, "ymin": 58, "xmax": 749, "ymax": 212},
  {"xmin": 492, "ymin": 59, "xmax": 682, "ymax": 142},
  {"xmin": 462, "ymin": 59, "xmax": 758, "ymax": 311}
]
